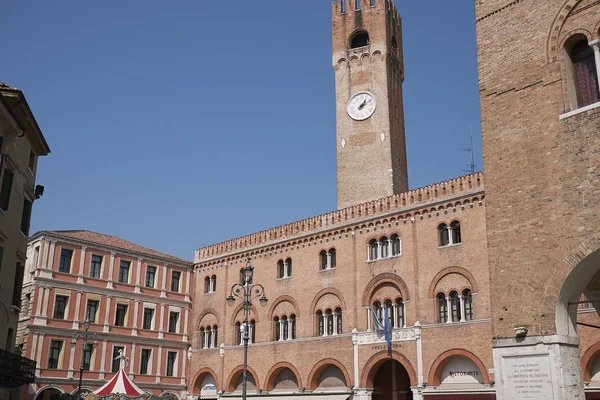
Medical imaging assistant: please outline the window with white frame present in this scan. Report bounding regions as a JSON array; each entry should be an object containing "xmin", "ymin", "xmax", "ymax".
[
  {"xmin": 277, "ymin": 258, "xmax": 292, "ymax": 279},
  {"xmin": 166, "ymin": 351, "xmax": 177, "ymax": 377},
  {"xmin": 436, "ymin": 289, "xmax": 474, "ymax": 323},
  {"xmin": 204, "ymin": 275, "xmax": 216, "ymax": 294},
  {"xmin": 235, "ymin": 320, "xmax": 256, "ymax": 345},
  {"xmin": 369, "ymin": 298, "xmax": 405, "ymax": 329},
  {"xmin": 273, "ymin": 314, "xmax": 295, "ymax": 341},
  {"xmin": 200, "ymin": 325, "xmax": 218, "ymax": 349},
  {"xmin": 90, "ymin": 255, "xmax": 102, "ymax": 279},
  {"xmin": 140, "ymin": 349, "xmax": 151, "ymax": 375},
  {"xmin": 438, "ymin": 221, "xmax": 461, "ymax": 247},
  {"xmin": 142, "ymin": 307, "xmax": 154, "ymax": 330},
  {"xmin": 367, "ymin": 235, "xmax": 402, "ymax": 261},
  {"xmin": 319, "ymin": 248, "xmax": 337, "ymax": 271},
  {"xmin": 565, "ymin": 36, "xmax": 600, "ymax": 110},
  {"xmin": 316, "ymin": 308, "xmax": 342, "ymax": 336}
]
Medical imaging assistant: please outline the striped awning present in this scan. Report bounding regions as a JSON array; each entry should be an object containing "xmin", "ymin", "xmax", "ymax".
[{"xmin": 93, "ymin": 369, "xmax": 145, "ymax": 397}]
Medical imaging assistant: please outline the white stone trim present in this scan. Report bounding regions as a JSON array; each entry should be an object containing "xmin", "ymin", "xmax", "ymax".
[{"xmin": 559, "ymin": 100, "xmax": 600, "ymax": 120}]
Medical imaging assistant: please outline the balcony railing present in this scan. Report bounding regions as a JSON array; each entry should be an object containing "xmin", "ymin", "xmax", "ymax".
[{"xmin": 0, "ymin": 348, "xmax": 36, "ymax": 387}]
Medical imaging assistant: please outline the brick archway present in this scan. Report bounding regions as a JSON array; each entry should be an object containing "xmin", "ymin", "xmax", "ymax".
[
  {"xmin": 196, "ymin": 308, "xmax": 220, "ymax": 329},
  {"xmin": 226, "ymin": 365, "xmax": 261, "ymax": 392},
  {"xmin": 192, "ymin": 367, "xmax": 220, "ymax": 392},
  {"xmin": 427, "ymin": 266, "xmax": 478, "ymax": 298},
  {"xmin": 427, "ymin": 349, "xmax": 490, "ymax": 386},
  {"xmin": 263, "ymin": 361, "xmax": 302, "ymax": 392},
  {"xmin": 581, "ymin": 341, "xmax": 600, "ymax": 381},
  {"xmin": 230, "ymin": 303, "xmax": 260, "ymax": 326},
  {"xmin": 310, "ymin": 288, "xmax": 347, "ymax": 314},
  {"xmin": 268, "ymin": 295, "xmax": 300, "ymax": 319},
  {"xmin": 306, "ymin": 358, "xmax": 351, "ymax": 390},
  {"xmin": 361, "ymin": 350, "xmax": 417, "ymax": 388},
  {"xmin": 362, "ymin": 273, "xmax": 410, "ymax": 306}
]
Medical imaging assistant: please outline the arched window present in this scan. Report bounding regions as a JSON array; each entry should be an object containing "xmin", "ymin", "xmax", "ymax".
[
  {"xmin": 249, "ymin": 320, "xmax": 256, "ymax": 344},
  {"xmin": 450, "ymin": 221, "xmax": 461, "ymax": 244},
  {"xmin": 290, "ymin": 314, "xmax": 296, "ymax": 339},
  {"xmin": 277, "ymin": 260, "xmax": 284, "ymax": 279},
  {"xmin": 210, "ymin": 275, "xmax": 217, "ymax": 293},
  {"xmin": 213, "ymin": 325, "xmax": 218, "ymax": 347},
  {"xmin": 391, "ymin": 234, "xmax": 401, "ymax": 256},
  {"xmin": 274, "ymin": 317, "xmax": 280, "ymax": 341},
  {"xmin": 437, "ymin": 293, "xmax": 448, "ymax": 323},
  {"xmin": 235, "ymin": 322, "xmax": 242, "ymax": 345},
  {"xmin": 438, "ymin": 224, "xmax": 449, "ymax": 247},
  {"xmin": 199, "ymin": 327, "xmax": 205, "ymax": 349},
  {"xmin": 204, "ymin": 277, "xmax": 210, "ymax": 294},
  {"xmin": 285, "ymin": 258, "xmax": 292, "ymax": 278},
  {"xmin": 368, "ymin": 239, "xmax": 378, "ymax": 261},
  {"xmin": 570, "ymin": 40, "xmax": 600, "ymax": 108},
  {"xmin": 395, "ymin": 298, "xmax": 404, "ymax": 328},
  {"xmin": 282, "ymin": 316, "xmax": 289, "ymax": 340},
  {"xmin": 317, "ymin": 310, "xmax": 324, "ymax": 336},
  {"xmin": 326, "ymin": 309, "xmax": 334, "ymax": 335},
  {"xmin": 384, "ymin": 299, "xmax": 393, "ymax": 327},
  {"xmin": 319, "ymin": 250, "xmax": 328, "ymax": 271},
  {"xmin": 207, "ymin": 327, "xmax": 213, "ymax": 349},
  {"xmin": 380, "ymin": 236, "xmax": 389, "ymax": 258},
  {"xmin": 450, "ymin": 291, "xmax": 461, "ymax": 323},
  {"xmin": 330, "ymin": 248, "xmax": 336, "ymax": 269},
  {"xmin": 335, "ymin": 307, "xmax": 343, "ymax": 334},
  {"xmin": 463, "ymin": 289, "xmax": 473, "ymax": 321},
  {"xmin": 350, "ymin": 31, "xmax": 370, "ymax": 49},
  {"xmin": 373, "ymin": 301, "xmax": 382, "ymax": 327}
]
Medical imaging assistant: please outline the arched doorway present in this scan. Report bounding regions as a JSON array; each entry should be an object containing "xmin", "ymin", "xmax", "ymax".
[
  {"xmin": 372, "ymin": 360, "xmax": 412, "ymax": 400},
  {"xmin": 35, "ymin": 386, "xmax": 63, "ymax": 400}
]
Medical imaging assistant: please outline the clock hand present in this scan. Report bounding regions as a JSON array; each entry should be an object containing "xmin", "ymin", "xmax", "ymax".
[{"xmin": 358, "ymin": 100, "xmax": 367, "ymax": 110}]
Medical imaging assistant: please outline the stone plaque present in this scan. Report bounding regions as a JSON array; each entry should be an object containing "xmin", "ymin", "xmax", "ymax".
[{"xmin": 502, "ymin": 354, "xmax": 554, "ymax": 400}]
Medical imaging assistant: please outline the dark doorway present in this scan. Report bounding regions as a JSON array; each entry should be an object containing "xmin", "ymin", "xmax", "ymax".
[{"xmin": 372, "ymin": 359, "xmax": 412, "ymax": 400}]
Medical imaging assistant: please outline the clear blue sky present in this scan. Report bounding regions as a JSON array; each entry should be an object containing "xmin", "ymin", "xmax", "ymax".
[{"xmin": 3, "ymin": 1, "xmax": 481, "ymax": 261}]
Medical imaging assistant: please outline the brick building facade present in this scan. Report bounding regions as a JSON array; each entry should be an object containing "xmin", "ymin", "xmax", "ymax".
[{"xmin": 17, "ymin": 231, "xmax": 193, "ymax": 400}]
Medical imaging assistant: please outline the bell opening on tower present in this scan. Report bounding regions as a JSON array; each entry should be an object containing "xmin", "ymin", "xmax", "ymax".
[{"xmin": 350, "ymin": 31, "xmax": 370, "ymax": 49}]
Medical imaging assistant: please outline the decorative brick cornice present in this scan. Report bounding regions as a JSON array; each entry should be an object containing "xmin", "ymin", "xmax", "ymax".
[{"xmin": 195, "ymin": 173, "xmax": 484, "ymax": 265}]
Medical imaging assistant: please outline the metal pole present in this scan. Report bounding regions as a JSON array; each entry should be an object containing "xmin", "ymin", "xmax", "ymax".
[{"xmin": 77, "ymin": 342, "xmax": 86, "ymax": 400}]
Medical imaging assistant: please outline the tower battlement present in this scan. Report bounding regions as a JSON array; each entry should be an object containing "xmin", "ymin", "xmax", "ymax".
[{"xmin": 195, "ymin": 172, "xmax": 483, "ymax": 262}]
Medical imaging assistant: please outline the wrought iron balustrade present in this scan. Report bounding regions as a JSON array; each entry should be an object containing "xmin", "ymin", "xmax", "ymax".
[{"xmin": 0, "ymin": 347, "xmax": 36, "ymax": 387}]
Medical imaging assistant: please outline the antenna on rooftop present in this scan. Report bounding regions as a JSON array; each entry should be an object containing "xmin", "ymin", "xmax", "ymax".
[{"xmin": 461, "ymin": 125, "xmax": 476, "ymax": 174}]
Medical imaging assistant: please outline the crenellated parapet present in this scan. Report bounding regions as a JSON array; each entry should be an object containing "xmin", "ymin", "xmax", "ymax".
[{"xmin": 195, "ymin": 173, "xmax": 484, "ymax": 263}]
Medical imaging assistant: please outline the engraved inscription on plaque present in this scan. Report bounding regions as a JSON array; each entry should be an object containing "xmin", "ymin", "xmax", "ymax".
[{"xmin": 503, "ymin": 354, "xmax": 554, "ymax": 400}]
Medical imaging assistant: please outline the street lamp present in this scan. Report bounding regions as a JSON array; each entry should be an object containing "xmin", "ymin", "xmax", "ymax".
[
  {"xmin": 71, "ymin": 315, "xmax": 97, "ymax": 400},
  {"xmin": 226, "ymin": 258, "xmax": 268, "ymax": 400}
]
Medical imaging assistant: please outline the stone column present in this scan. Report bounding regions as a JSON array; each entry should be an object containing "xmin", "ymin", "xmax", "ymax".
[
  {"xmin": 72, "ymin": 291, "xmax": 83, "ymax": 329},
  {"xmin": 392, "ymin": 303, "xmax": 398, "ymax": 328},
  {"xmin": 326, "ymin": 252, "xmax": 332, "ymax": 269},
  {"xmin": 279, "ymin": 320, "xmax": 284, "ymax": 341},
  {"xmin": 99, "ymin": 339, "xmax": 107, "ymax": 379},
  {"xmin": 377, "ymin": 242, "xmax": 382, "ymax": 260},
  {"xmin": 402, "ymin": 302, "xmax": 407, "ymax": 328},
  {"xmin": 183, "ymin": 308, "xmax": 189, "ymax": 342},
  {"xmin": 107, "ymin": 251, "xmax": 116, "ymax": 288},
  {"xmin": 77, "ymin": 246, "xmax": 87, "ymax": 283},
  {"xmin": 129, "ymin": 343, "xmax": 136, "ymax": 375},
  {"xmin": 132, "ymin": 300, "xmax": 140, "ymax": 335},
  {"xmin": 103, "ymin": 296, "xmax": 112, "ymax": 333},
  {"xmin": 249, "ymin": 324, "xmax": 254, "ymax": 344},
  {"xmin": 134, "ymin": 257, "xmax": 143, "ymax": 293},
  {"xmin": 155, "ymin": 346, "xmax": 163, "ymax": 383},
  {"xmin": 47, "ymin": 240, "xmax": 56, "ymax": 269},
  {"xmin": 239, "ymin": 325, "xmax": 244, "ymax": 345},
  {"xmin": 589, "ymin": 40, "xmax": 600, "ymax": 95},
  {"xmin": 352, "ymin": 329, "xmax": 359, "ymax": 387},
  {"xmin": 287, "ymin": 319, "xmax": 293, "ymax": 340},
  {"xmin": 158, "ymin": 304, "xmax": 165, "ymax": 339},
  {"xmin": 366, "ymin": 245, "xmax": 370, "ymax": 261},
  {"xmin": 445, "ymin": 297, "xmax": 452, "ymax": 323},
  {"xmin": 68, "ymin": 340, "xmax": 76, "ymax": 378},
  {"xmin": 333, "ymin": 313, "xmax": 338, "ymax": 335},
  {"xmin": 366, "ymin": 307, "xmax": 372, "ymax": 331},
  {"xmin": 212, "ymin": 328, "xmax": 217, "ymax": 348},
  {"xmin": 34, "ymin": 285, "xmax": 44, "ymax": 317},
  {"xmin": 185, "ymin": 270, "xmax": 191, "ymax": 302},
  {"xmin": 161, "ymin": 263, "xmax": 168, "ymax": 297},
  {"xmin": 459, "ymin": 295, "xmax": 466, "ymax": 322},
  {"xmin": 323, "ymin": 315, "xmax": 329, "ymax": 336},
  {"xmin": 40, "ymin": 286, "xmax": 49, "ymax": 318},
  {"xmin": 204, "ymin": 330, "xmax": 209, "ymax": 349}
]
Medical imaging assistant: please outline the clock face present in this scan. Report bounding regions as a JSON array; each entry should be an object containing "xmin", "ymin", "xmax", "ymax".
[{"xmin": 347, "ymin": 92, "xmax": 376, "ymax": 121}]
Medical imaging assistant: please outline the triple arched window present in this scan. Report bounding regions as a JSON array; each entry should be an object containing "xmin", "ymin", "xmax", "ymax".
[
  {"xmin": 316, "ymin": 308, "xmax": 342, "ymax": 336},
  {"xmin": 277, "ymin": 258, "xmax": 292, "ymax": 279},
  {"xmin": 438, "ymin": 221, "xmax": 461, "ymax": 247},
  {"xmin": 565, "ymin": 37, "xmax": 600, "ymax": 110},
  {"xmin": 371, "ymin": 298, "xmax": 405, "ymax": 329},
  {"xmin": 319, "ymin": 248, "xmax": 337, "ymax": 271},
  {"xmin": 235, "ymin": 320, "xmax": 256, "ymax": 345},
  {"xmin": 199, "ymin": 325, "xmax": 218, "ymax": 349},
  {"xmin": 204, "ymin": 275, "xmax": 216, "ymax": 294},
  {"xmin": 367, "ymin": 234, "xmax": 401, "ymax": 261},
  {"xmin": 273, "ymin": 314, "xmax": 296, "ymax": 341},
  {"xmin": 437, "ymin": 289, "xmax": 473, "ymax": 323}
]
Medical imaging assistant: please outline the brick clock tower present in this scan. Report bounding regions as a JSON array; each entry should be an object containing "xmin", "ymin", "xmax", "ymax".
[{"xmin": 332, "ymin": 0, "xmax": 408, "ymax": 209}]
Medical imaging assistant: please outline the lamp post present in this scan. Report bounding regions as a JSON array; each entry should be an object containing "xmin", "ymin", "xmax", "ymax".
[
  {"xmin": 226, "ymin": 258, "xmax": 268, "ymax": 400},
  {"xmin": 71, "ymin": 315, "xmax": 97, "ymax": 400}
]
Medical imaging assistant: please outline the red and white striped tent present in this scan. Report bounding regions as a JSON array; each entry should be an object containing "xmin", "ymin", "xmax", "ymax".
[{"xmin": 93, "ymin": 348, "xmax": 145, "ymax": 398}]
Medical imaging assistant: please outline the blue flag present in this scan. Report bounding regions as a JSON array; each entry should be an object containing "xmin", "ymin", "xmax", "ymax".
[{"xmin": 383, "ymin": 304, "xmax": 392, "ymax": 349}]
